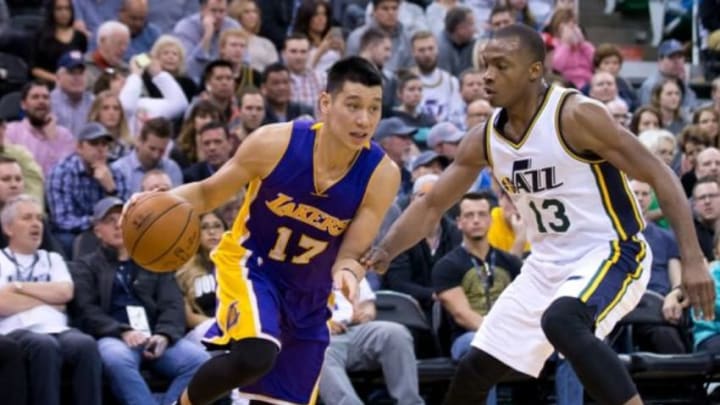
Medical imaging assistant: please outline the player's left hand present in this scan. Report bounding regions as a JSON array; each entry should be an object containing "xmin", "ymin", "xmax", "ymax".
[
  {"xmin": 333, "ymin": 268, "xmax": 359, "ymax": 303},
  {"xmin": 680, "ymin": 258, "xmax": 716, "ymax": 321}
]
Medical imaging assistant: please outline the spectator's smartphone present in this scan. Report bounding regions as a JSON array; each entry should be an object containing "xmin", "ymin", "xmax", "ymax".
[
  {"xmin": 135, "ymin": 53, "xmax": 151, "ymax": 69},
  {"xmin": 328, "ymin": 27, "xmax": 342, "ymax": 39}
]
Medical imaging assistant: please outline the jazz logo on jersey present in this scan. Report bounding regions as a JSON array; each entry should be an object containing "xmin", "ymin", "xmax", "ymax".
[
  {"xmin": 265, "ymin": 193, "xmax": 350, "ymax": 236},
  {"xmin": 500, "ymin": 159, "xmax": 564, "ymax": 195}
]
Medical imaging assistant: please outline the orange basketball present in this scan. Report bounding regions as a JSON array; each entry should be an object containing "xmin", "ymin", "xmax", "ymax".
[{"xmin": 121, "ymin": 192, "xmax": 200, "ymax": 273}]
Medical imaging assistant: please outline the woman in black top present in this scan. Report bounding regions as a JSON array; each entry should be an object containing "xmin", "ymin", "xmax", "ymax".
[
  {"xmin": 31, "ymin": 0, "xmax": 87, "ymax": 83},
  {"xmin": 175, "ymin": 211, "xmax": 228, "ymax": 344}
]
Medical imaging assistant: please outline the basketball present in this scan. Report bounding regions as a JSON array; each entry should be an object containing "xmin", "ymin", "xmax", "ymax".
[{"xmin": 121, "ymin": 192, "xmax": 200, "ymax": 273}]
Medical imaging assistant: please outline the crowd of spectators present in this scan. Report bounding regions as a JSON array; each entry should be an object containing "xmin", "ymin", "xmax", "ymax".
[{"xmin": 0, "ymin": 0, "xmax": 719, "ymax": 404}]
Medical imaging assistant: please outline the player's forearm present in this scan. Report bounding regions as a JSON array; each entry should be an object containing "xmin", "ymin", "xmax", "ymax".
[
  {"xmin": 652, "ymin": 171, "xmax": 705, "ymax": 262},
  {"xmin": 379, "ymin": 198, "xmax": 443, "ymax": 261},
  {"xmin": 172, "ymin": 182, "xmax": 213, "ymax": 214}
]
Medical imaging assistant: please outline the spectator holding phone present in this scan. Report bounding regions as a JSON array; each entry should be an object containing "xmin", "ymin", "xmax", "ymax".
[
  {"xmin": 70, "ymin": 197, "xmax": 210, "ymax": 405},
  {"xmin": 292, "ymin": 0, "xmax": 344, "ymax": 74}
]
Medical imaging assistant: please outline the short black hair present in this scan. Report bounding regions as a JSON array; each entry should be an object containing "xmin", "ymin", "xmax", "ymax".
[
  {"xmin": 262, "ymin": 63, "xmax": 290, "ymax": 84},
  {"xmin": 326, "ymin": 56, "xmax": 383, "ymax": 95},
  {"xmin": 491, "ymin": 23, "xmax": 546, "ymax": 66},
  {"xmin": 202, "ymin": 59, "xmax": 234, "ymax": 86},
  {"xmin": 198, "ymin": 121, "xmax": 229, "ymax": 139}
]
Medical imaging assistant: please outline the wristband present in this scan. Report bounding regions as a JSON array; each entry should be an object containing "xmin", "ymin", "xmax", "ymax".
[{"xmin": 341, "ymin": 267, "xmax": 360, "ymax": 282}]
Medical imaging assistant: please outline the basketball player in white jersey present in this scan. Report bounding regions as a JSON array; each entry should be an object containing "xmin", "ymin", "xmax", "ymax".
[{"xmin": 364, "ymin": 24, "xmax": 715, "ymax": 405}]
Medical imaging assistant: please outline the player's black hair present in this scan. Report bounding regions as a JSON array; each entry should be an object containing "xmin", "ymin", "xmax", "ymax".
[
  {"xmin": 325, "ymin": 56, "xmax": 383, "ymax": 95},
  {"xmin": 491, "ymin": 23, "xmax": 546, "ymax": 66}
]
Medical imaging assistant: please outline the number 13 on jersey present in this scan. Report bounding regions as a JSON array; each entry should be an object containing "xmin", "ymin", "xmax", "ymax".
[
  {"xmin": 528, "ymin": 199, "xmax": 570, "ymax": 233},
  {"xmin": 268, "ymin": 227, "xmax": 328, "ymax": 264}
]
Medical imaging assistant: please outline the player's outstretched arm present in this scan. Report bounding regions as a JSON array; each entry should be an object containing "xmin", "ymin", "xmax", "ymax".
[
  {"xmin": 332, "ymin": 156, "xmax": 401, "ymax": 299},
  {"xmin": 365, "ymin": 124, "xmax": 488, "ymax": 274},
  {"xmin": 561, "ymin": 95, "xmax": 715, "ymax": 320},
  {"xmin": 172, "ymin": 123, "xmax": 292, "ymax": 214}
]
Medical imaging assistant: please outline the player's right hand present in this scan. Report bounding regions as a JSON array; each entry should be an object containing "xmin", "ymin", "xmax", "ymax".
[
  {"xmin": 360, "ymin": 246, "xmax": 391, "ymax": 275},
  {"xmin": 118, "ymin": 191, "xmax": 154, "ymax": 229}
]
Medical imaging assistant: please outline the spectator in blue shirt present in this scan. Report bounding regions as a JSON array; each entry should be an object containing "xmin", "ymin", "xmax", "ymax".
[
  {"xmin": 46, "ymin": 122, "xmax": 130, "ymax": 256},
  {"xmin": 111, "ymin": 117, "xmax": 183, "ymax": 193},
  {"xmin": 118, "ymin": 0, "xmax": 161, "ymax": 62},
  {"xmin": 173, "ymin": 0, "xmax": 241, "ymax": 85}
]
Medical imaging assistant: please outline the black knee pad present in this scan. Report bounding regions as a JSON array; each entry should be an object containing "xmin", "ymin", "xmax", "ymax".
[
  {"xmin": 227, "ymin": 338, "xmax": 278, "ymax": 377},
  {"xmin": 541, "ymin": 297, "xmax": 595, "ymax": 351}
]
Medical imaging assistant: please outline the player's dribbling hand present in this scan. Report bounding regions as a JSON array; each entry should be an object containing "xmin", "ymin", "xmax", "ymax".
[
  {"xmin": 680, "ymin": 258, "xmax": 716, "ymax": 321},
  {"xmin": 360, "ymin": 246, "xmax": 391, "ymax": 275},
  {"xmin": 118, "ymin": 191, "xmax": 156, "ymax": 228}
]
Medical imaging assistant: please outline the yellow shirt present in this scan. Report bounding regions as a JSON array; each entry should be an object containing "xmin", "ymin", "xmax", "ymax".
[{"xmin": 488, "ymin": 207, "xmax": 531, "ymax": 253}]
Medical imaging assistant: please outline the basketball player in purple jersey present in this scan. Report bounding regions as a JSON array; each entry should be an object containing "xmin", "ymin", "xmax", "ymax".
[{"xmin": 126, "ymin": 57, "xmax": 400, "ymax": 405}]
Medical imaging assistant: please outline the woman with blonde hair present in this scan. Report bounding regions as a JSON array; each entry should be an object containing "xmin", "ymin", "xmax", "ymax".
[
  {"xmin": 87, "ymin": 91, "xmax": 132, "ymax": 161},
  {"xmin": 175, "ymin": 211, "xmax": 228, "ymax": 344},
  {"xmin": 147, "ymin": 34, "xmax": 197, "ymax": 101},
  {"xmin": 228, "ymin": 0, "xmax": 279, "ymax": 72}
]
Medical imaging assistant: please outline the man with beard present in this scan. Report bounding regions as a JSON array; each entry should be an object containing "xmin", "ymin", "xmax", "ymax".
[
  {"xmin": 410, "ymin": 31, "xmax": 462, "ymax": 123},
  {"xmin": 5, "ymin": 81, "xmax": 75, "ymax": 177}
]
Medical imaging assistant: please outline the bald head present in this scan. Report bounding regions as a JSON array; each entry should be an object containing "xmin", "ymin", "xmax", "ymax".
[
  {"xmin": 120, "ymin": 0, "xmax": 149, "ymax": 35},
  {"xmin": 696, "ymin": 147, "xmax": 720, "ymax": 178}
]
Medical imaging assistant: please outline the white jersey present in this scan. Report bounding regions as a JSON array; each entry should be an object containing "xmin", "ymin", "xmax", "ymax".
[{"xmin": 486, "ymin": 85, "xmax": 645, "ymax": 262}]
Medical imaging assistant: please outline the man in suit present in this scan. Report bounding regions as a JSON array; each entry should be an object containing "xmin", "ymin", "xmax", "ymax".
[{"xmin": 182, "ymin": 121, "xmax": 233, "ymax": 183}]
